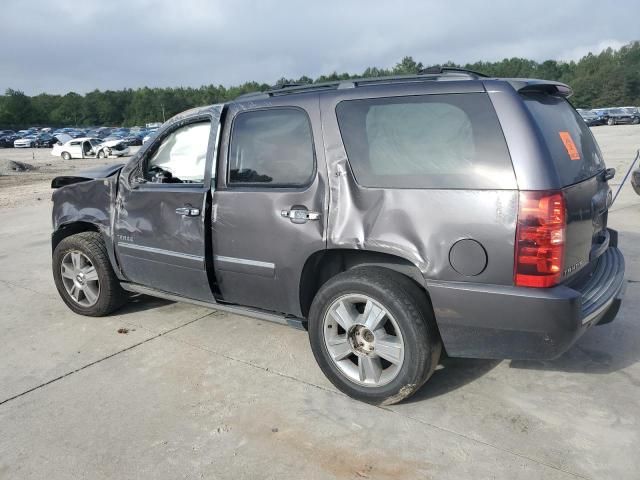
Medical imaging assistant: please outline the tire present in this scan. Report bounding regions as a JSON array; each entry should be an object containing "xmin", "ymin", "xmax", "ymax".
[
  {"xmin": 607, "ymin": 118, "xmax": 615, "ymax": 126},
  {"xmin": 97, "ymin": 150, "xmax": 106, "ymax": 159},
  {"xmin": 308, "ymin": 267, "xmax": 441, "ymax": 405},
  {"xmin": 52, "ymin": 231, "xmax": 127, "ymax": 316},
  {"xmin": 61, "ymin": 151, "xmax": 71, "ymax": 160},
  {"xmin": 633, "ymin": 117, "xmax": 640, "ymax": 125}
]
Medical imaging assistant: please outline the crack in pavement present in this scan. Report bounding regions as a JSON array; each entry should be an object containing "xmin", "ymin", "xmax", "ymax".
[
  {"xmin": 159, "ymin": 329, "xmax": 592, "ymax": 480},
  {"xmin": 0, "ymin": 311, "xmax": 216, "ymax": 407},
  {"xmin": 0, "ymin": 278, "xmax": 57, "ymax": 299}
]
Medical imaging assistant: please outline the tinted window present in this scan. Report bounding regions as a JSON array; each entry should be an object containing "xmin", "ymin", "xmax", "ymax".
[
  {"xmin": 335, "ymin": 93, "xmax": 514, "ymax": 189},
  {"xmin": 228, "ymin": 108, "xmax": 314, "ymax": 186},
  {"xmin": 522, "ymin": 94, "xmax": 605, "ymax": 186},
  {"xmin": 145, "ymin": 121, "xmax": 211, "ymax": 184}
]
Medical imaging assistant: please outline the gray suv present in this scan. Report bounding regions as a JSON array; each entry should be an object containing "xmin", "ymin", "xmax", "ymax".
[{"xmin": 51, "ymin": 68, "xmax": 625, "ymax": 405}]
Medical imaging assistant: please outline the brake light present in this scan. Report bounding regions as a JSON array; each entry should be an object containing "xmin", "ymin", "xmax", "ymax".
[{"xmin": 514, "ymin": 191, "xmax": 566, "ymax": 288}]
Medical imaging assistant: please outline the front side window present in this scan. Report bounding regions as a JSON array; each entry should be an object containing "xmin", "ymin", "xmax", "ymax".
[
  {"xmin": 335, "ymin": 93, "xmax": 515, "ymax": 189},
  {"xmin": 228, "ymin": 108, "xmax": 315, "ymax": 186},
  {"xmin": 145, "ymin": 121, "xmax": 211, "ymax": 184}
]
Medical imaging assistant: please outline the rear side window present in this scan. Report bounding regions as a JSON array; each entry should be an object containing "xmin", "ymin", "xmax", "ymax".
[
  {"xmin": 522, "ymin": 94, "xmax": 605, "ymax": 186},
  {"xmin": 228, "ymin": 108, "xmax": 315, "ymax": 187},
  {"xmin": 335, "ymin": 93, "xmax": 515, "ymax": 189}
]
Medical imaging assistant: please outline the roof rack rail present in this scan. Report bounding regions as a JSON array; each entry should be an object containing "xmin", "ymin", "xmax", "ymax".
[
  {"xmin": 233, "ymin": 68, "xmax": 490, "ymax": 101},
  {"xmin": 271, "ymin": 82, "xmax": 308, "ymax": 89},
  {"xmin": 418, "ymin": 65, "xmax": 489, "ymax": 79},
  {"xmin": 234, "ymin": 81, "xmax": 343, "ymax": 100}
]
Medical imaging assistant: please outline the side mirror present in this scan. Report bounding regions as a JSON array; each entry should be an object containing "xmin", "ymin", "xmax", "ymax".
[{"xmin": 603, "ymin": 168, "xmax": 615, "ymax": 181}]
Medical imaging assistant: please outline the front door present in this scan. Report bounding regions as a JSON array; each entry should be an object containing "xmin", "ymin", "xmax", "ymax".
[
  {"xmin": 114, "ymin": 111, "xmax": 220, "ymax": 302},
  {"xmin": 212, "ymin": 97, "xmax": 327, "ymax": 316}
]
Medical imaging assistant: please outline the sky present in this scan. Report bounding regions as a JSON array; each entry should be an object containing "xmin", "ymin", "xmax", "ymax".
[{"xmin": 2, "ymin": 0, "xmax": 639, "ymax": 95}]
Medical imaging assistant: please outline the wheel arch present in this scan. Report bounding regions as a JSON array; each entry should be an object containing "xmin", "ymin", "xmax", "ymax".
[
  {"xmin": 299, "ymin": 248, "xmax": 429, "ymax": 319},
  {"xmin": 52, "ymin": 221, "xmax": 123, "ymax": 279},
  {"xmin": 52, "ymin": 221, "xmax": 101, "ymax": 252}
]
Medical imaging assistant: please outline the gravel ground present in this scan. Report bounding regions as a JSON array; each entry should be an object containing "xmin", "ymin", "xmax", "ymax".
[{"xmin": 0, "ymin": 146, "xmax": 138, "ymax": 209}]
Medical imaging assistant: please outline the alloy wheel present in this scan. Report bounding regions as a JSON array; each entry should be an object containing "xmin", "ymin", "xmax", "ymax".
[
  {"xmin": 60, "ymin": 251, "xmax": 100, "ymax": 307},
  {"xmin": 323, "ymin": 294, "xmax": 405, "ymax": 387}
]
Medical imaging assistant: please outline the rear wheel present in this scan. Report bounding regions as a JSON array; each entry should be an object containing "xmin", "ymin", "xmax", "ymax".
[
  {"xmin": 308, "ymin": 267, "xmax": 441, "ymax": 405},
  {"xmin": 61, "ymin": 151, "xmax": 71, "ymax": 160},
  {"xmin": 97, "ymin": 150, "xmax": 106, "ymax": 159},
  {"xmin": 633, "ymin": 117, "xmax": 640, "ymax": 125},
  {"xmin": 53, "ymin": 232, "xmax": 126, "ymax": 316},
  {"xmin": 607, "ymin": 118, "xmax": 615, "ymax": 126}
]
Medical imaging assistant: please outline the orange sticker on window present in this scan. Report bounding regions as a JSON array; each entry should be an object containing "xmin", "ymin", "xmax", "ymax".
[{"xmin": 558, "ymin": 131, "xmax": 580, "ymax": 161}]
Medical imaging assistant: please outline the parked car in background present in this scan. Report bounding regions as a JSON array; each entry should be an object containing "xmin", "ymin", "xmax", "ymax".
[
  {"xmin": 14, "ymin": 135, "xmax": 37, "ymax": 148},
  {"xmin": 34, "ymin": 133, "xmax": 58, "ymax": 148},
  {"xmin": 52, "ymin": 137, "xmax": 105, "ymax": 159},
  {"xmin": 51, "ymin": 136, "xmax": 129, "ymax": 159},
  {"xmin": 142, "ymin": 130, "xmax": 158, "ymax": 144},
  {"xmin": 0, "ymin": 133, "xmax": 20, "ymax": 147},
  {"xmin": 604, "ymin": 107, "xmax": 639, "ymax": 125},
  {"xmin": 96, "ymin": 139, "xmax": 130, "ymax": 158},
  {"xmin": 591, "ymin": 108, "xmax": 612, "ymax": 124},
  {"xmin": 577, "ymin": 109, "xmax": 604, "ymax": 126},
  {"xmin": 123, "ymin": 134, "xmax": 143, "ymax": 146}
]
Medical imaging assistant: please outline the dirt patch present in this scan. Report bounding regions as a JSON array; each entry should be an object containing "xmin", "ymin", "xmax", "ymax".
[{"xmin": 0, "ymin": 147, "xmax": 137, "ymax": 210}]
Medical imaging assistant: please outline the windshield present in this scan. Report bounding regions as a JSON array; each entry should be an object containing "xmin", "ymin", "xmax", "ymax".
[{"xmin": 522, "ymin": 94, "xmax": 605, "ymax": 186}]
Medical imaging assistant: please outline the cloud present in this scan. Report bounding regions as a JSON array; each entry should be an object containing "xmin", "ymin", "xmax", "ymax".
[{"xmin": 1, "ymin": 0, "xmax": 638, "ymax": 95}]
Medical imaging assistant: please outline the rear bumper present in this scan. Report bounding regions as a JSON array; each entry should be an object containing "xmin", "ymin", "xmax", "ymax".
[{"xmin": 429, "ymin": 233, "xmax": 625, "ymax": 360}]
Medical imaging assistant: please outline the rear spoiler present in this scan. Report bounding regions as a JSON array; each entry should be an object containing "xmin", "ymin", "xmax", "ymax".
[{"xmin": 507, "ymin": 79, "xmax": 573, "ymax": 98}]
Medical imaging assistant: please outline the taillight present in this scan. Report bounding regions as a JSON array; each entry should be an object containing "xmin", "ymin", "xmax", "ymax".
[{"xmin": 514, "ymin": 191, "xmax": 566, "ymax": 288}]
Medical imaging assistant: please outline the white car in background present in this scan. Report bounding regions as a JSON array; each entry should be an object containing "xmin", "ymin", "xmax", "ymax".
[
  {"xmin": 51, "ymin": 135, "xmax": 130, "ymax": 160},
  {"xmin": 14, "ymin": 135, "xmax": 37, "ymax": 148}
]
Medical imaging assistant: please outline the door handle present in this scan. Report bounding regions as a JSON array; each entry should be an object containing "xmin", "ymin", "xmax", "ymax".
[
  {"xmin": 281, "ymin": 208, "xmax": 320, "ymax": 224},
  {"xmin": 176, "ymin": 206, "xmax": 200, "ymax": 217}
]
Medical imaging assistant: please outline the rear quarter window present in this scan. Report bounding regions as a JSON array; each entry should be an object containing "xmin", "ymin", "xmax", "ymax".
[
  {"xmin": 335, "ymin": 93, "xmax": 515, "ymax": 189},
  {"xmin": 522, "ymin": 94, "xmax": 605, "ymax": 186}
]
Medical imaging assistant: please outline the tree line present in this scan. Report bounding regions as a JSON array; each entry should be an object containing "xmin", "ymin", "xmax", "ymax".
[{"xmin": 1, "ymin": 41, "xmax": 639, "ymax": 129}]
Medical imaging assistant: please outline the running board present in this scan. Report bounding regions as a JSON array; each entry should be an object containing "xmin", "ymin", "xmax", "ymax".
[{"xmin": 120, "ymin": 283, "xmax": 307, "ymax": 330}]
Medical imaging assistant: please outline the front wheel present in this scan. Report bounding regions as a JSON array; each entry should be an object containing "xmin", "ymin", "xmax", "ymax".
[
  {"xmin": 633, "ymin": 117, "xmax": 640, "ymax": 125},
  {"xmin": 308, "ymin": 267, "xmax": 441, "ymax": 405},
  {"xmin": 607, "ymin": 118, "xmax": 615, "ymax": 126},
  {"xmin": 97, "ymin": 150, "xmax": 106, "ymax": 159},
  {"xmin": 53, "ymin": 232, "xmax": 126, "ymax": 316}
]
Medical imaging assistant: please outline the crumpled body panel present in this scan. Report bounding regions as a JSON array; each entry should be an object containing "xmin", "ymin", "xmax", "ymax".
[{"xmin": 319, "ymin": 87, "xmax": 518, "ymax": 286}]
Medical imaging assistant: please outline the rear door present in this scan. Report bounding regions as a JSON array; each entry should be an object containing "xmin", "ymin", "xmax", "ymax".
[
  {"xmin": 521, "ymin": 94, "xmax": 609, "ymax": 280},
  {"xmin": 67, "ymin": 141, "xmax": 83, "ymax": 158},
  {"xmin": 212, "ymin": 95, "xmax": 327, "ymax": 316}
]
